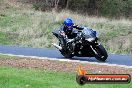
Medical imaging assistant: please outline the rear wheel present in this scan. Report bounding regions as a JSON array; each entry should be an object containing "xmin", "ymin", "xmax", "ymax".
[
  {"xmin": 59, "ymin": 42, "xmax": 74, "ymax": 58},
  {"xmin": 92, "ymin": 44, "xmax": 108, "ymax": 61},
  {"xmin": 60, "ymin": 50, "xmax": 73, "ymax": 58}
]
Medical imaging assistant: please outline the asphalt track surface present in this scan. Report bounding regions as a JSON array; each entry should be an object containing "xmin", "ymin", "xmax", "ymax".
[{"xmin": 0, "ymin": 45, "xmax": 132, "ymax": 66}]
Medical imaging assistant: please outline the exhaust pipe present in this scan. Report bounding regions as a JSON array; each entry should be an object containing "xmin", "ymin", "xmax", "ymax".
[{"xmin": 52, "ymin": 43, "xmax": 62, "ymax": 50}]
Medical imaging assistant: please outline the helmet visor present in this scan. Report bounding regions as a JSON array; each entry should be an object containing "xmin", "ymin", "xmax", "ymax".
[{"xmin": 66, "ymin": 25, "xmax": 73, "ymax": 30}]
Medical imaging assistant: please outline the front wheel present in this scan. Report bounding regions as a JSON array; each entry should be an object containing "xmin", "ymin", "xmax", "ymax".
[{"xmin": 91, "ymin": 44, "xmax": 108, "ymax": 62}]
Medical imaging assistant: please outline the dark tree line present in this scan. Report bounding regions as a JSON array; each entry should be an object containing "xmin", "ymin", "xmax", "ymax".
[{"xmin": 24, "ymin": 0, "xmax": 132, "ymax": 19}]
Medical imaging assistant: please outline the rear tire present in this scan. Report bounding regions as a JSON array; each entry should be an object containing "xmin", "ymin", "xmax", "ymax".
[
  {"xmin": 60, "ymin": 50, "xmax": 73, "ymax": 58},
  {"xmin": 59, "ymin": 41, "xmax": 74, "ymax": 58},
  {"xmin": 93, "ymin": 44, "xmax": 108, "ymax": 62}
]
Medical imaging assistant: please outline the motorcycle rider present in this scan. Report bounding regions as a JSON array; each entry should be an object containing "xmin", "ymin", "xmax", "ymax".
[{"xmin": 58, "ymin": 18, "xmax": 84, "ymax": 51}]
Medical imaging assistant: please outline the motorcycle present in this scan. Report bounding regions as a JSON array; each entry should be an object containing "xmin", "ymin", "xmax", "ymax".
[{"xmin": 52, "ymin": 27, "xmax": 108, "ymax": 61}]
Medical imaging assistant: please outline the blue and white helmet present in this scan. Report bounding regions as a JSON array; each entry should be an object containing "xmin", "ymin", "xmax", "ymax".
[
  {"xmin": 63, "ymin": 18, "xmax": 74, "ymax": 30},
  {"xmin": 63, "ymin": 18, "xmax": 74, "ymax": 26}
]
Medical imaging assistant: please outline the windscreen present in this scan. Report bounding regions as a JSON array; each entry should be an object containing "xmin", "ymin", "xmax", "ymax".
[{"xmin": 82, "ymin": 27, "xmax": 97, "ymax": 38}]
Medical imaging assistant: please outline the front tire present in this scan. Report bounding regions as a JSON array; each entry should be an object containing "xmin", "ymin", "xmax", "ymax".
[{"xmin": 92, "ymin": 44, "xmax": 108, "ymax": 61}]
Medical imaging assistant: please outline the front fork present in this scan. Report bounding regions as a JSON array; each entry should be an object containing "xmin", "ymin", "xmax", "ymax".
[
  {"xmin": 90, "ymin": 45, "xmax": 97, "ymax": 55},
  {"xmin": 90, "ymin": 43, "xmax": 104, "ymax": 59},
  {"xmin": 90, "ymin": 42, "xmax": 100, "ymax": 55}
]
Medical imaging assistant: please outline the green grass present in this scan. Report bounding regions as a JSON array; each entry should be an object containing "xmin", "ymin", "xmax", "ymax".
[
  {"xmin": 0, "ymin": 54, "xmax": 19, "ymax": 59},
  {"xmin": 0, "ymin": 66, "xmax": 131, "ymax": 88},
  {"xmin": 0, "ymin": 0, "xmax": 132, "ymax": 54},
  {"xmin": 0, "ymin": 14, "xmax": 31, "ymax": 32},
  {"xmin": 0, "ymin": 32, "xmax": 14, "ymax": 45}
]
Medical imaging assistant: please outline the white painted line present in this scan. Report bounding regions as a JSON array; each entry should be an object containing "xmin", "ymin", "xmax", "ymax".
[{"xmin": 0, "ymin": 53, "xmax": 132, "ymax": 68}]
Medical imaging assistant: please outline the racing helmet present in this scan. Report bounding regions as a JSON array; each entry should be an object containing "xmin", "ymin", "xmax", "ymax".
[{"xmin": 63, "ymin": 18, "xmax": 74, "ymax": 30}]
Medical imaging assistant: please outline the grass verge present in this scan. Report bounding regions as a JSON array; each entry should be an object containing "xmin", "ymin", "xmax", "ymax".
[
  {"xmin": 0, "ymin": 54, "xmax": 18, "ymax": 59},
  {"xmin": 0, "ymin": 66, "xmax": 131, "ymax": 88}
]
